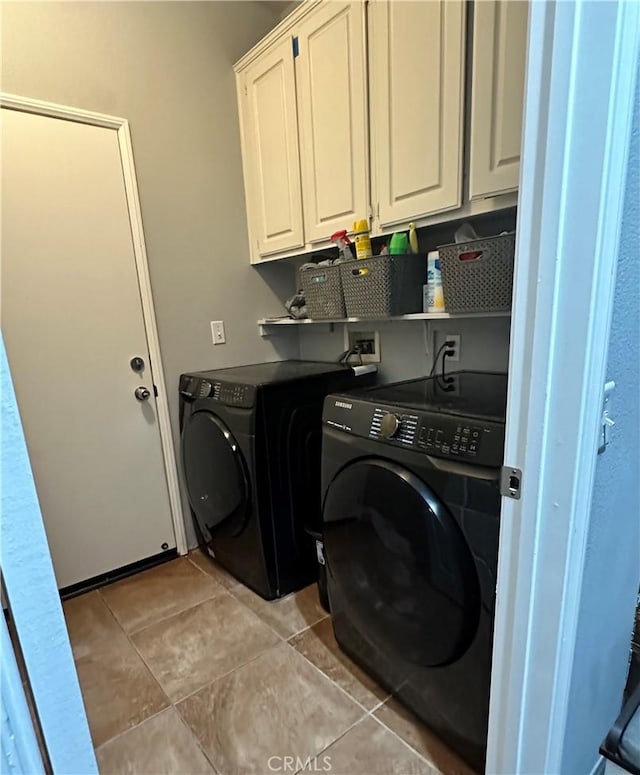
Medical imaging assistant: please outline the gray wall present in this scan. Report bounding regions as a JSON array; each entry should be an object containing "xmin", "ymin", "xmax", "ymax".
[
  {"xmin": 560, "ymin": 68, "xmax": 640, "ymax": 774},
  {"xmin": 1, "ymin": 1, "xmax": 298, "ymax": 547}
]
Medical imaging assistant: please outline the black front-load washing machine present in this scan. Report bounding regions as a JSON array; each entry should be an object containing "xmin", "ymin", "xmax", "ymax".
[
  {"xmin": 321, "ymin": 371, "xmax": 508, "ymax": 772},
  {"xmin": 179, "ymin": 360, "xmax": 376, "ymax": 600}
]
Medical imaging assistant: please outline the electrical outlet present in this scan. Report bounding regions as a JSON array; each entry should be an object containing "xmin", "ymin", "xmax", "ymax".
[
  {"xmin": 211, "ymin": 320, "xmax": 226, "ymax": 345},
  {"xmin": 446, "ymin": 334, "xmax": 460, "ymax": 362},
  {"xmin": 344, "ymin": 329, "xmax": 381, "ymax": 364}
]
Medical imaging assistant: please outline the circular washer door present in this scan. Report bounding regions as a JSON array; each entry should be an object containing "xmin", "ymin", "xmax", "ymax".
[
  {"xmin": 323, "ymin": 458, "xmax": 480, "ymax": 667},
  {"xmin": 181, "ymin": 410, "xmax": 250, "ymax": 540}
]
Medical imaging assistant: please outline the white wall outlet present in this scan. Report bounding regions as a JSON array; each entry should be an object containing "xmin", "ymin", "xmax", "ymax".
[
  {"xmin": 431, "ymin": 331, "xmax": 461, "ymax": 369},
  {"xmin": 446, "ymin": 334, "xmax": 461, "ymax": 362},
  {"xmin": 344, "ymin": 329, "xmax": 381, "ymax": 364},
  {"xmin": 211, "ymin": 320, "xmax": 226, "ymax": 345}
]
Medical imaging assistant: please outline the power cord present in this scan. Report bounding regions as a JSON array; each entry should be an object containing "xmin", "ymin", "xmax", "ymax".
[
  {"xmin": 430, "ymin": 339, "xmax": 457, "ymax": 392},
  {"xmin": 429, "ymin": 340, "xmax": 456, "ymax": 376},
  {"xmin": 338, "ymin": 343, "xmax": 364, "ymax": 366}
]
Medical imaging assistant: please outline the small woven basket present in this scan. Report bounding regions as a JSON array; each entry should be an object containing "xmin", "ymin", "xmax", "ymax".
[
  {"xmin": 340, "ymin": 254, "xmax": 426, "ymax": 317},
  {"xmin": 438, "ymin": 234, "xmax": 516, "ymax": 313},
  {"xmin": 299, "ymin": 264, "xmax": 346, "ymax": 319}
]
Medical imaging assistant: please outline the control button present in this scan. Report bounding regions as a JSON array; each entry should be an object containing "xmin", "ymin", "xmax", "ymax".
[
  {"xmin": 469, "ymin": 443, "xmax": 478, "ymax": 453},
  {"xmin": 460, "ymin": 445, "xmax": 468, "ymax": 453},
  {"xmin": 462, "ymin": 427, "xmax": 471, "ymax": 435},
  {"xmin": 472, "ymin": 430, "xmax": 480, "ymax": 439},
  {"xmin": 380, "ymin": 413, "xmax": 401, "ymax": 438}
]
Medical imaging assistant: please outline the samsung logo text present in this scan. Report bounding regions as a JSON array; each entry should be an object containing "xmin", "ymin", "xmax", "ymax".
[{"xmin": 334, "ymin": 400, "xmax": 353, "ymax": 410}]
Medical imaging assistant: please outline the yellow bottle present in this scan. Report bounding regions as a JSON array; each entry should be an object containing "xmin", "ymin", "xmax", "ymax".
[{"xmin": 353, "ymin": 219, "xmax": 372, "ymax": 259}]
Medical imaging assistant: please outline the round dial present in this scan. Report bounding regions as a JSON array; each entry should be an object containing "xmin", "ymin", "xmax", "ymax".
[{"xmin": 380, "ymin": 413, "xmax": 400, "ymax": 438}]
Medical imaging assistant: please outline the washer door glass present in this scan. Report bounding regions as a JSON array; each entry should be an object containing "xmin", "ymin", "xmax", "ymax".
[
  {"xmin": 324, "ymin": 458, "xmax": 480, "ymax": 667},
  {"xmin": 181, "ymin": 410, "xmax": 249, "ymax": 540}
]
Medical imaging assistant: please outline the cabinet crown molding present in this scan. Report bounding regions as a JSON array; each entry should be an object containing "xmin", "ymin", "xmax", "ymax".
[{"xmin": 234, "ymin": 0, "xmax": 324, "ymax": 73}]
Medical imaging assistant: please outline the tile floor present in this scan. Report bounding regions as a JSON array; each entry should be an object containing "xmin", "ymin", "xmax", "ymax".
[{"xmin": 64, "ymin": 553, "xmax": 475, "ymax": 775}]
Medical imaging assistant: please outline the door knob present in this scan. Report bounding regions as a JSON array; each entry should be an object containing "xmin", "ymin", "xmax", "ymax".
[
  {"xmin": 135, "ymin": 386, "xmax": 151, "ymax": 402},
  {"xmin": 130, "ymin": 356, "xmax": 145, "ymax": 373}
]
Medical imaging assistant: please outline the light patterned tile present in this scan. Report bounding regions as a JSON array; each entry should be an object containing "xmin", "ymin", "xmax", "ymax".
[
  {"xmin": 132, "ymin": 593, "xmax": 279, "ymax": 701},
  {"xmin": 177, "ymin": 642, "xmax": 364, "ymax": 774},
  {"xmin": 63, "ymin": 590, "xmax": 125, "ymax": 660},
  {"xmin": 374, "ymin": 698, "xmax": 477, "ymax": 775},
  {"xmin": 320, "ymin": 716, "xmax": 434, "ymax": 774},
  {"xmin": 75, "ymin": 638, "xmax": 169, "ymax": 747},
  {"xmin": 189, "ymin": 548, "xmax": 241, "ymax": 591},
  {"xmin": 232, "ymin": 583, "xmax": 327, "ymax": 639},
  {"xmin": 101, "ymin": 557, "xmax": 224, "ymax": 633},
  {"xmin": 290, "ymin": 617, "xmax": 389, "ymax": 710},
  {"xmin": 96, "ymin": 708, "xmax": 214, "ymax": 775}
]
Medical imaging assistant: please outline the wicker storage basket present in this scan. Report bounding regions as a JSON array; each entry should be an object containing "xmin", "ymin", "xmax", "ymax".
[
  {"xmin": 438, "ymin": 233, "xmax": 516, "ymax": 313},
  {"xmin": 299, "ymin": 263, "xmax": 346, "ymax": 319},
  {"xmin": 340, "ymin": 254, "xmax": 426, "ymax": 317}
]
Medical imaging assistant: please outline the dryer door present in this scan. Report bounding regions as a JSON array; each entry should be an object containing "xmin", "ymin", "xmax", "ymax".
[
  {"xmin": 181, "ymin": 410, "xmax": 250, "ymax": 541},
  {"xmin": 323, "ymin": 458, "xmax": 480, "ymax": 667}
]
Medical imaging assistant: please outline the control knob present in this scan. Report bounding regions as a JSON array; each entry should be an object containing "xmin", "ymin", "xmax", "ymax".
[{"xmin": 380, "ymin": 413, "xmax": 401, "ymax": 438}]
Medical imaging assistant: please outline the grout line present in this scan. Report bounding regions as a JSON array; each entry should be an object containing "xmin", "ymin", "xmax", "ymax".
[
  {"xmin": 173, "ymin": 702, "xmax": 222, "ymax": 775},
  {"xmin": 93, "ymin": 705, "xmax": 173, "ymax": 755},
  {"xmin": 282, "ymin": 637, "xmax": 374, "ymax": 718},
  {"xmin": 170, "ymin": 639, "xmax": 284, "ymax": 707},
  {"xmin": 370, "ymin": 709, "xmax": 441, "ymax": 771}
]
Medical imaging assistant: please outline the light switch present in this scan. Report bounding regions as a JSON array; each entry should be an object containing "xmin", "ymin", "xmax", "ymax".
[{"xmin": 211, "ymin": 320, "xmax": 226, "ymax": 345}]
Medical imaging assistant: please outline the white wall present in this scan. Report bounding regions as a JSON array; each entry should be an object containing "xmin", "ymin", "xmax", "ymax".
[{"xmin": 1, "ymin": 1, "xmax": 298, "ymax": 547}]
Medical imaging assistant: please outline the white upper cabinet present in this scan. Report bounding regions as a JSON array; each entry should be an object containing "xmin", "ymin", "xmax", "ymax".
[
  {"xmin": 239, "ymin": 36, "xmax": 304, "ymax": 259},
  {"xmin": 369, "ymin": 0, "xmax": 466, "ymax": 228},
  {"xmin": 295, "ymin": 2, "xmax": 369, "ymax": 243},
  {"xmin": 470, "ymin": 0, "xmax": 529, "ymax": 199}
]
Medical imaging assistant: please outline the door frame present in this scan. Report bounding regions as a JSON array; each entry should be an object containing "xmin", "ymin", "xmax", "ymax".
[
  {"xmin": 486, "ymin": 1, "xmax": 639, "ymax": 773},
  {"xmin": 1, "ymin": 92, "xmax": 188, "ymax": 556}
]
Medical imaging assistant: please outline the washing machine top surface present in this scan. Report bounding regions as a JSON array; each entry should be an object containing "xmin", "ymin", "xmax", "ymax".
[
  {"xmin": 184, "ymin": 360, "xmax": 356, "ymax": 387},
  {"xmin": 357, "ymin": 371, "xmax": 508, "ymax": 423}
]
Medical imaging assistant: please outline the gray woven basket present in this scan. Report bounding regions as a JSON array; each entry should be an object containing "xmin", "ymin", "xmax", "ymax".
[
  {"xmin": 438, "ymin": 233, "xmax": 515, "ymax": 313},
  {"xmin": 300, "ymin": 263, "xmax": 346, "ymax": 319},
  {"xmin": 340, "ymin": 254, "xmax": 426, "ymax": 317}
]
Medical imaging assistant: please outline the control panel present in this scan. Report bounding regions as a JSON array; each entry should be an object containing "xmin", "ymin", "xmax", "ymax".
[
  {"xmin": 210, "ymin": 382, "xmax": 252, "ymax": 407},
  {"xmin": 323, "ymin": 396, "xmax": 505, "ymax": 468},
  {"xmin": 417, "ymin": 421, "xmax": 483, "ymax": 458},
  {"xmin": 180, "ymin": 376, "xmax": 255, "ymax": 408},
  {"xmin": 369, "ymin": 408, "xmax": 419, "ymax": 446}
]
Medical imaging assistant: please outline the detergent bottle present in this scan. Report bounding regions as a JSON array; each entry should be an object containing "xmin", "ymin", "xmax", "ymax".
[{"xmin": 353, "ymin": 219, "xmax": 372, "ymax": 259}]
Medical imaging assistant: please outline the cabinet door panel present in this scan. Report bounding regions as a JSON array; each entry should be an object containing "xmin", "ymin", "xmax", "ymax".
[
  {"xmin": 470, "ymin": 0, "xmax": 528, "ymax": 198},
  {"xmin": 370, "ymin": 0, "xmax": 465, "ymax": 227},
  {"xmin": 242, "ymin": 37, "xmax": 304, "ymax": 258},
  {"xmin": 296, "ymin": 2, "xmax": 369, "ymax": 243}
]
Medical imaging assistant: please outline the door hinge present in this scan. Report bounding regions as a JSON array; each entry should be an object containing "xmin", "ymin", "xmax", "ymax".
[
  {"xmin": 500, "ymin": 466, "xmax": 522, "ymax": 500},
  {"xmin": 292, "ymin": 36, "xmax": 299, "ymax": 57},
  {"xmin": 598, "ymin": 380, "xmax": 616, "ymax": 454},
  {"xmin": 153, "ymin": 384, "xmax": 158, "ymax": 398}
]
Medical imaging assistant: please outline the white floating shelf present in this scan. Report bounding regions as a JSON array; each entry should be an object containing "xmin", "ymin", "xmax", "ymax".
[{"xmin": 258, "ymin": 311, "xmax": 510, "ymax": 335}]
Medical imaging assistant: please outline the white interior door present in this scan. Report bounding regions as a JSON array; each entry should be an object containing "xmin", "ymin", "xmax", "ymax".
[
  {"xmin": 370, "ymin": 0, "xmax": 465, "ymax": 227},
  {"xmin": 241, "ymin": 36, "xmax": 305, "ymax": 259},
  {"xmin": 1, "ymin": 107, "xmax": 177, "ymax": 589},
  {"xmin": 296, "ymin": 1, "xmax": 369, "ymax": 243}
]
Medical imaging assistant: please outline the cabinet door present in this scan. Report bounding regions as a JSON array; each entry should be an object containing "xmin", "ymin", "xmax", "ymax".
[
  {"xmin": 470, "ymin": 0, "xmax": 529, "ymax": 199},
  {"xmin": 370, "ymin": 0, "xmax": 465, "ymax": 228},
  {"xmin": 296, "ymin": 2, "xmax": 369, "ymax": 243},
  {"xmin": 240, "ymin": 37, "xmax": 304, "ymax": 259}
]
